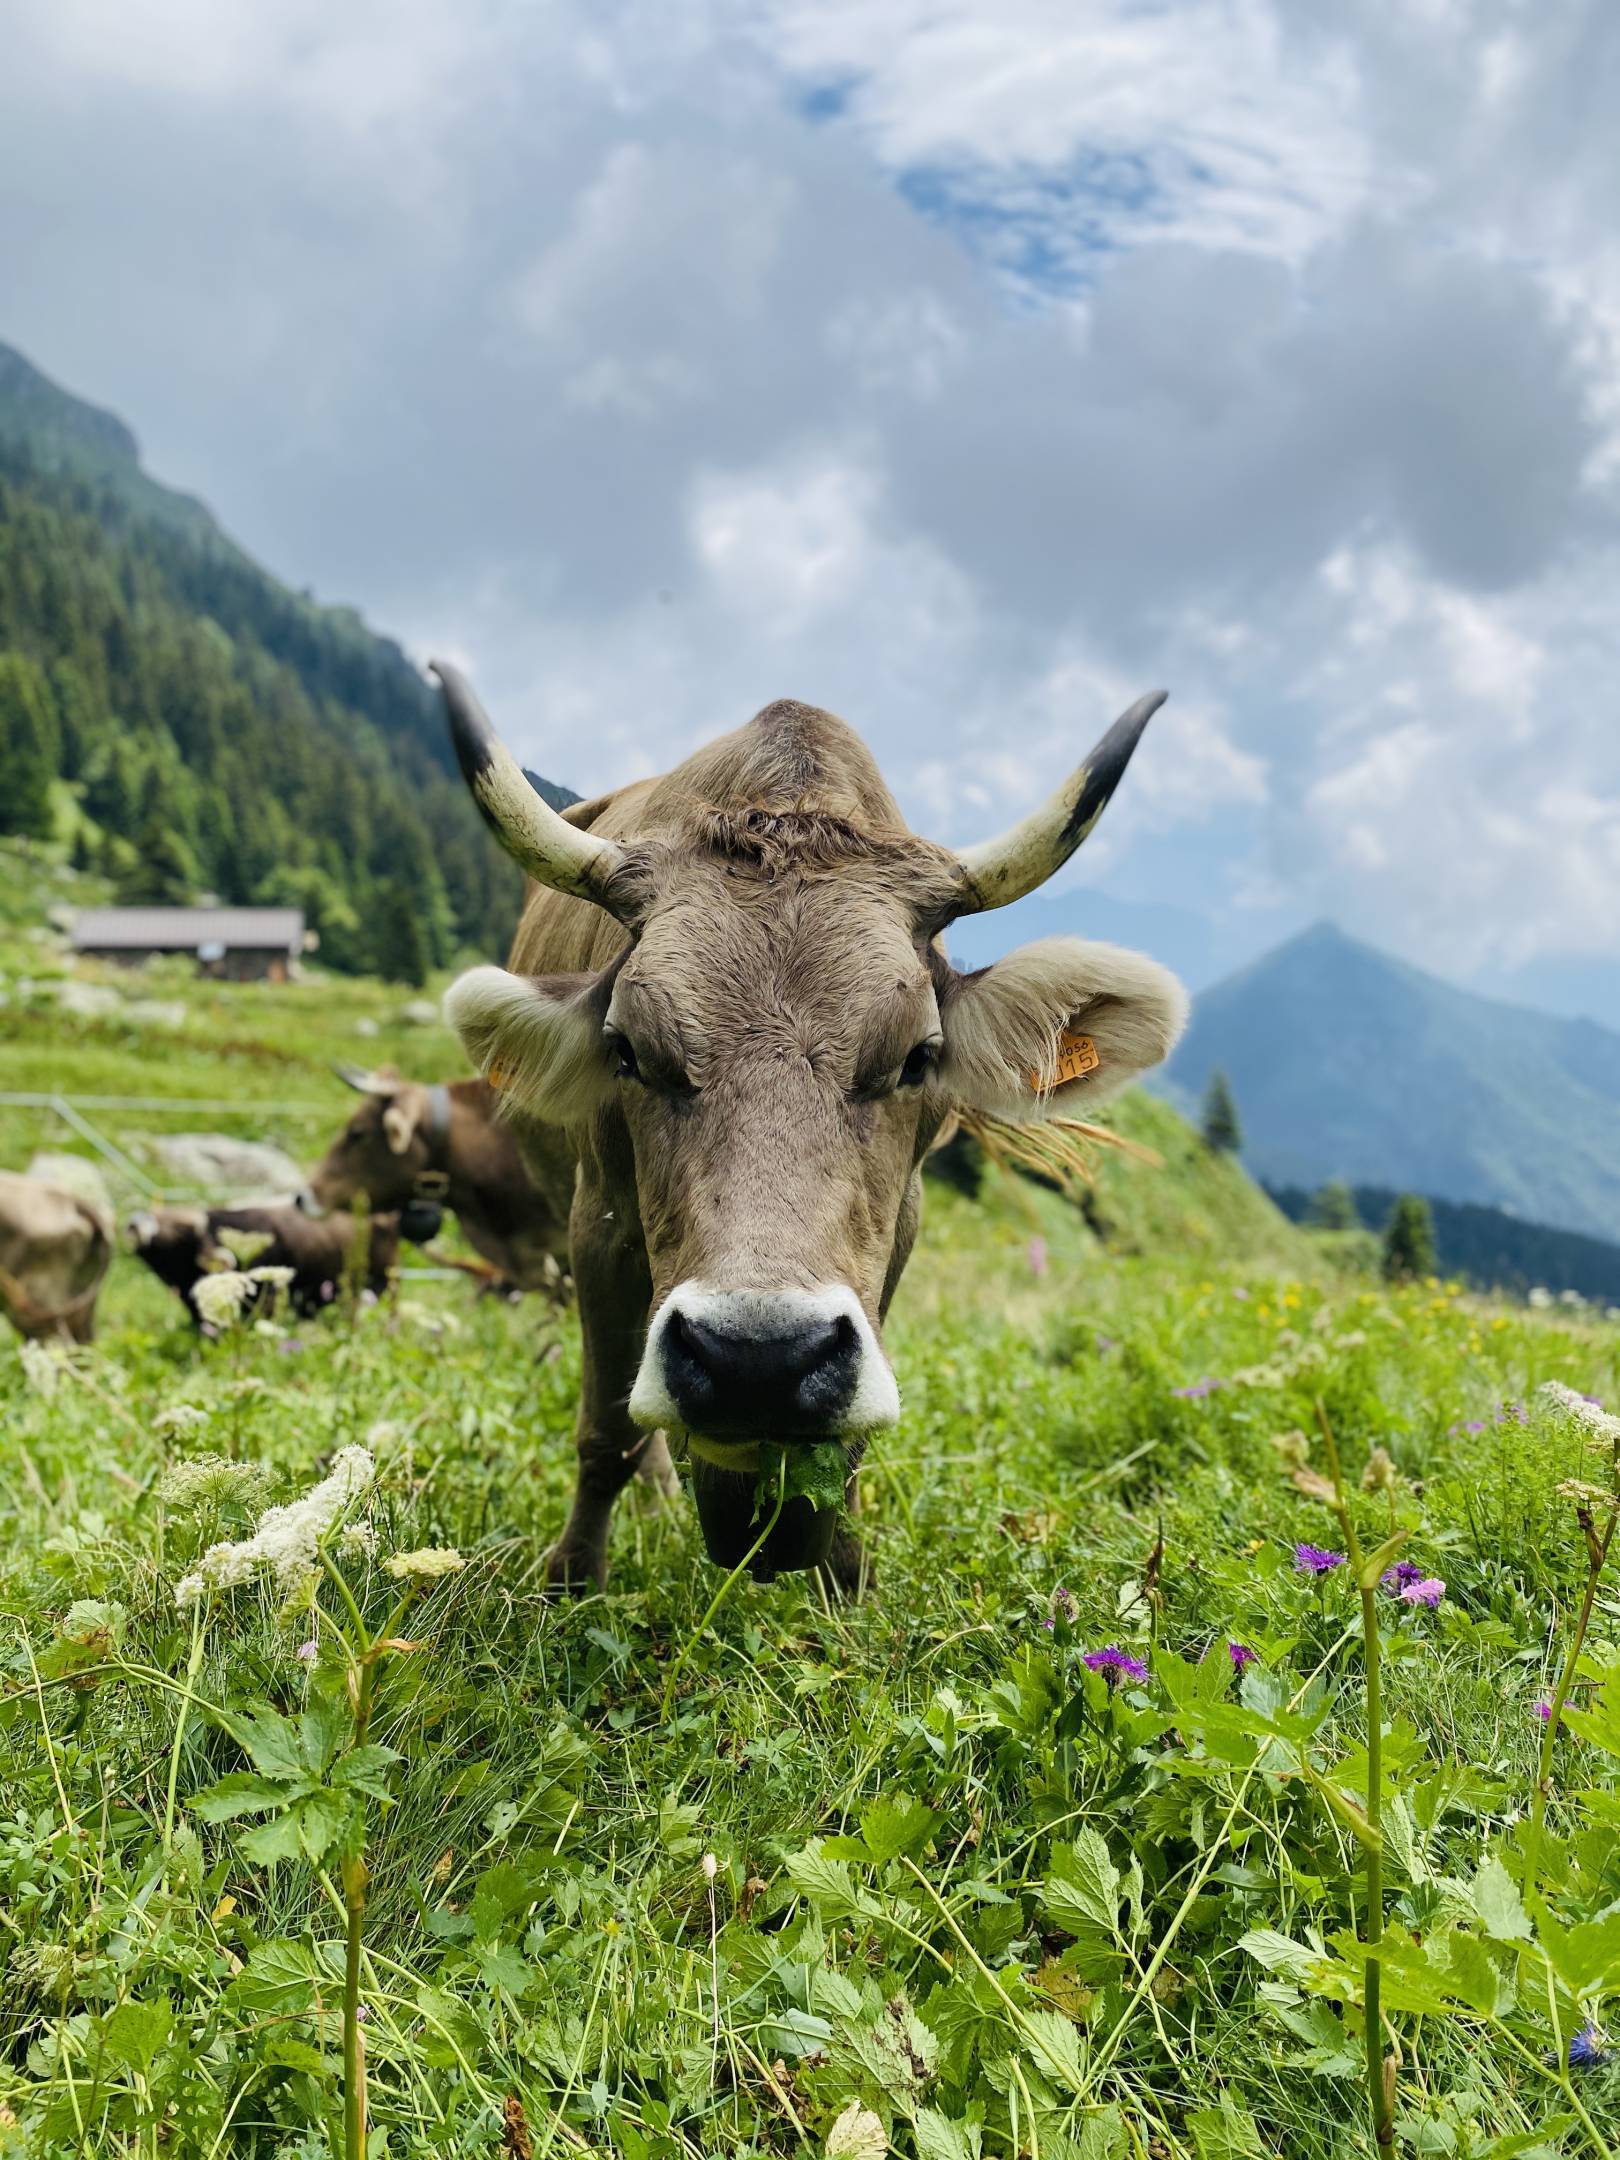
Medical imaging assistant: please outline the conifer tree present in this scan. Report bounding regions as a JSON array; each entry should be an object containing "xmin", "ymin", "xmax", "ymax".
[
  {"xmin": 1200, "ymin": 1068, "xmax": 1244, "ymax": 1154},
  {"xmin": 1382, "ymin": 1193, "xmax": 1437, "ymax": 1282}
]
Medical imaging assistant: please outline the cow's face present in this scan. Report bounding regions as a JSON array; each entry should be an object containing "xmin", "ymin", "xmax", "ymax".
[
  {"xmin": 307, "ymin": 1073, "xmax": 430, "ymax": 1215},
  {"xmin": 447, "ymin": 831, "xmax": 1185, "ymax": 1470}
]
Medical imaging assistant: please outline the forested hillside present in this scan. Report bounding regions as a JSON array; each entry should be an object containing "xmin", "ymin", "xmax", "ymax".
[{"xmin": 0, "ymin": 341, "xmax": 521, "ymax": 981}]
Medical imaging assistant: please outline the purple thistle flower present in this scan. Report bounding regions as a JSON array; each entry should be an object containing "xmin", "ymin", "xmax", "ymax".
[
  {"xmin": 1228, "ymin": 1641, "xmax": 1258, "ymax": 1672},
  {"xmin": 1027, "ymin": 1236, "xmax": 1048, "ymax": 1279},
  {"xmin": 1172, "ymin": 1376, "xmax": 1223, "ymax": 1400},
  {"xmin": 1095, "ymin": 1332, "xmax": 1117, "ymax": 1353},
  {"xmin": 1295, "ymin": 1542, "xmax": 1348, "ymax": 1574},
  {"xmin": 1535, "ymin": 1698, "xmax": 1555, "ymax": 1724},
  {"xmin": 1381, "ymin": 1560, "xmax": 1426, "ymax": 1592},
  {"xmin": 1463, "ymin": 1419, "xmax": 1485, "ymax": 1434},
  {"xmin": 1399, "ymin": 1576, "xmax": 1445, "ymax": 1608},
  {"xmin": 1082, "ymin": 1645, "xmax": 1149, "ymax": 1683},
  {"xmin": 1568, "ymin": 2023, "xmax": 1606, "ymax": 2069},
  {"xmin": 294, "ymin": 1638, "xmax": 318, "ymax": 1665}
]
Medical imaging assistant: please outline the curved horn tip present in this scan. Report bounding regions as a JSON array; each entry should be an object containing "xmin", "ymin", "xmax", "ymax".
[{"xmin": 430, "ymin": 658, "xmax": 500, "ymax": 788}]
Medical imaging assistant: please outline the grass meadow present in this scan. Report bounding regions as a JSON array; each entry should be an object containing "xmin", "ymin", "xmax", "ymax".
[{"xmin": 2, "ymin": 850, "xmax": 1619, "ymax": 2159}]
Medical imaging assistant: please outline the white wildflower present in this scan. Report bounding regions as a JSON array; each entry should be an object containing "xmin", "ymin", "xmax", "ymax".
[
  {"xmin": 248, "ymin": 1265, "xmax": 296, "ymax": 1290},
  {"xmin": 366, "ymin": 1420, "xmax": 401, "ymax": 1452},
  {"xmin": 701, "ymin": 1852, "xmax": 719, "ymax": 1882},
  {"xmin": 153, "ymin": 1404, "xmax": 212, "ymax": 1437},
  {"xmin": 217, "ymin": 1227, "xmax": 273, "ymax": 1266},
  {"xmin": 192, "ymin": 1271, "xmax": 254, "ymax": 1328},
  {"xmin": 19, "ymin": 1340, "xmax": 64, "ymax": 1397},
  {"xmin": 383, "ymin": 1546, "xmax": 464, "ymax": 1582},
  {"xmin": 252, "ymin": 1319, "xmax": 286, "ymax": 1340},
  {"xmin": 825, "ymin": 2102, "xmax": 887, "ymax": 2160},
  {"xmin": 397, "ymin": 1300, "xmax": 461, "ymax": 1337},
  {"xmin": 1539, "ymin": 1381, "xmax": 1620, "ymax": 1447},
  {"xmin": 340, "ymin": 1522, "xmax": 378, "ymax": 1558},
  {"xmin": 171, "ymin": 1445, "xmax": 377, "ymax": 1609},
  {"xmin": 159, "ymin": 1455, "xmax": 268, "ymax": 1512}
]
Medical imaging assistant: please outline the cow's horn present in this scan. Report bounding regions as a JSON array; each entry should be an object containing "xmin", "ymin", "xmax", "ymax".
[
  {"xmin": 431, "ymin": 660, "xmax": 631, "ymax": 915},
  {"xmin": 949, "ymin": 691, "xmax": 1168, "ymax": 915},
  {"xmin": 333, "ymin": 1062, "xmax": 390, "ymax": 1094}
]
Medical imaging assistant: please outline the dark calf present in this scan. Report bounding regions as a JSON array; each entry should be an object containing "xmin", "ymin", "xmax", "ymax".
[{"xmin": 125, "ymin": 1202, "xmax": 431, "ymax": 1325}]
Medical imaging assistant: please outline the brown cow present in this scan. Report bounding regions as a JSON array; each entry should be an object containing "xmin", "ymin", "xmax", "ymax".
[
  {"xmin": 305, "ymin": 1068, "xmax": 570, "ymax": 1294},
  {"xmin": 437, "ymin": 665, "xmax": 1186, "ymax": 1591},
  {"xmin": 0, "ymin": 1171, "xmax": 114, "ymax": 1344}
]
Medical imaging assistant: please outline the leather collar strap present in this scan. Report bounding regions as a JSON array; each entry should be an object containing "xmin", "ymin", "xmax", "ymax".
[{"xmin": 415, "ymin": 1084, "xmax": 454, "ymax": 1201}]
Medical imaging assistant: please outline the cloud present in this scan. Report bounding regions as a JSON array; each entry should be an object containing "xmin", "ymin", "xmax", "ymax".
[{"xmin": 2, "ymin": 0, "xmax": 1619, "ymax": 1014}]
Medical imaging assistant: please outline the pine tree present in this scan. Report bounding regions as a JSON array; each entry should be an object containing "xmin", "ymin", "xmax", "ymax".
[
  {"xmin": 117, "ymin": 815, "xmax": 198, "ymax": 905},
  {"xmin": 1308, "ymin": 1178, "xmax": 1359, "ymax": 1230},
  {"xmin": 1382, "ymin": 1194, "xmax": 1436, "ymax": 1283},
  {"xmin": 1200, "ymin": 1068, "xmax": 1243, "ymax": 1154},
  {"xmin": 0, "ymin": 650, "xmax": 58, "ymax": 839},
  {"xmin": 369, "ymin": 877, "xmax": 431, "ymax": 987}
]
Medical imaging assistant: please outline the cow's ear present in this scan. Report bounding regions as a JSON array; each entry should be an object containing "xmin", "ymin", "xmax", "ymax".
[
  {"xmin": 940, "ymin": 938, "xmax": 1187, "ymax": 1122},
  {"xmin": 382, "ymin": 1098, "xmax": 418, "ymax": 1154},
  {"xmin": 443, "ymin": 966, "xmax": 613, "ymax": 1124}
]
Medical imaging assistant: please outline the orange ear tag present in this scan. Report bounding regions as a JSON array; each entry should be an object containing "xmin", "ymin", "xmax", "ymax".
[
  {"xmin": 1029, "ymin": 1031, "xmax": 1100, "ymax": 1093},
  {"xmin": 486, "ymin": 1061, "xmax": 508, "ymax": 1091}
]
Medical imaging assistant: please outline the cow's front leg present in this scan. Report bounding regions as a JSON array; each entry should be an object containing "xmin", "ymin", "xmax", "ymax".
[{"xmin": 546, "ymin": 1178, "xmax": 654, "ymax": 1591}]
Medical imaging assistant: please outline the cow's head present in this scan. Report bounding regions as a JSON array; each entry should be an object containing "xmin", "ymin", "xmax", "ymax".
[
  {"xmin": 306, "ymin": 1068, "xmax": 437, "ymax": 1216},
  {"xmin": 438, "ymin": 665, "xmax": 1186, "ymax": 1566}
]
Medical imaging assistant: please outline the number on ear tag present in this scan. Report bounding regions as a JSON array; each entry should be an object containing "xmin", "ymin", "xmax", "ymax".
[{"xmin": 1029, "ymin": 1031, "xmax": 1101, "ymax": 1093}]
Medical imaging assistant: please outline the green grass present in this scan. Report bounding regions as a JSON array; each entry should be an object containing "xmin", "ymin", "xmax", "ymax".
[{"xmin": 3, "ymin": 852, "xmax": 1620, "ymax": 2159}]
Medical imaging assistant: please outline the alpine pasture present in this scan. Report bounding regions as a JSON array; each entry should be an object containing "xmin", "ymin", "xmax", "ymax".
[{"xmin": 2, "ymin": 844, "xmax": 1618, "ymax": 2160}]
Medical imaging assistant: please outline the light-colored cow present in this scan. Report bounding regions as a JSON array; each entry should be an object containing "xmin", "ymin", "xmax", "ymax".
[{"xmin": 439, "ymin": 667, "xmax": 1187, "ymax": 1590}]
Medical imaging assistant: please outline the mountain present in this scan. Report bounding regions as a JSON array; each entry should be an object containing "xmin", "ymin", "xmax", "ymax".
[
  {"xmin": 1162, "ymin": 921, "xmax": 1620, "ymax": 1242},
  {"xmin": 0, "ymin": 339, "xmax": 522, "ymax": 978}
]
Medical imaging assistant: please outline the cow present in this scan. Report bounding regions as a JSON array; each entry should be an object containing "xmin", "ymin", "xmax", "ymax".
[
  {"xmin": 0, "ymin": 1170, "xmax": 114, "ymax": 1344},
  {"xmin": 126, "ymin": 1202, "xmax": 435, "ymax": 1326},
  {"xmin": 435, "ymin": 663, "xmax": 1187, "ymax": 1593},
  {"xmin": 304, "ymin": 1067, "xmax": 570, "ymax": 1295}
]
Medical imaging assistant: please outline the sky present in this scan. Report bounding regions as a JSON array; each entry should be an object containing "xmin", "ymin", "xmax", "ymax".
[{"xmin": 3, "ymin": 0, "xmax": 1619, "ymax": 1019}]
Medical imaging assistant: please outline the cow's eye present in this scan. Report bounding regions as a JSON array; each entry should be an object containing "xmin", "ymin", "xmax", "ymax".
[
  {"xmin": 606, "ymin": 1031, "xmax": 640, "ymax": 1082},
  {"xmin": 898, "ymin": 1040, "xmax": 939, "ymax": 1089}
]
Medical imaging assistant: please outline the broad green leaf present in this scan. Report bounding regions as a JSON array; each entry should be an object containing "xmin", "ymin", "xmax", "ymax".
[
  {"xmin": 1018, "ymin": 2006, "xmax": 1084, "ymax": 2092},
  {"xmin": 219, "ymin": 1705, "xmax": 305, "ymax": 1781},
  {"xmin": 96, "ymin": 1997, "xmax": 171, "ymax": 2075},
  {"xmin": 913, "ymin": 2109, "xmax": 982, "ymax": 2160},
  {"xmin": 1187, "ymin": 2097, "xmax": 1266, "ymax": 2159},
  {"xmin": 859, "ymin": 1795, "xmax": 938, "ymax": 1864},
  {"xmin": 1472, "ymin": 1855, "xmax": 1532, "ymax": 1942},
  {"xmin": 238, "ymin": 1807, "xmax": 311, "ymax": 1867},
  {"xmin": 1045, "ymin": 1830, "xmax": 1119, "ymax": 1937},
  {"xmin": 293, "ymin": 1787, "xmax": 353, "ymax": 1862},
  {"xmin": 1536, "ymin": 1909, "xmax": 1620, "ymax": 1996},
  {"xmin": 188, "ymin": 1772, "xmax": 290, "ymax": 1822},
  {"xmin": 784, "ymin": 1843, "xmax": 882, "ymax": 1922},
  {"xmin": 298, "ymin": 1692, "xmax": 349, "ymax": 1773},
  {"xmin": 332, "ymin": 1743, "xmax": 403, "ymax": 1799},
  {"xmin": 230, "ymin": 1940, "xmax": 334, "ymax": 2016},
  {"xmin": 1239, "ymin": 1928, "xmax": 1325, "ymax": 1984}
]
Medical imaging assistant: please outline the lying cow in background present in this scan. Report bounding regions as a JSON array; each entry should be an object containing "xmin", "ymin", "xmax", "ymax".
[
  {"xmin": 0, "ymin": 1168, "xmax": 114, "ymax": 1343},
  {"xmin": 126, "ymin": 1201, "xmax": 438, "ymax": 1326},
  {"xmin": 435, "ymin": 662, "xmax": 1186, "ymax": 1594},
  {"xmin": 305, "ymin": 1067, "xmax": 570, "ymax": 1294}
]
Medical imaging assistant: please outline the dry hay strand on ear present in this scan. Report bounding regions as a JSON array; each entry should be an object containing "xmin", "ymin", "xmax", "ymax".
[{"xmin": 956, "ymin": 1109, "xmax": 1161, "ymax": 1204}]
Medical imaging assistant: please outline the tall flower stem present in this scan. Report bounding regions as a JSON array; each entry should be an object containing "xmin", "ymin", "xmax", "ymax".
[
  {"xmin": 340, "ymin": 1649, "xmax": 378, "ymax": 2160},
  {"xmin": 161, "ymin": 1610, "xmax": 206, "ymax": 1853},
  {"xmin": 1315, "ymin": 1402, "xmax": 1397, "ymax": 2155},
  {"xmin": 1522, "ymin": 1495, "xmax": 1617, "ymax": 1894}
]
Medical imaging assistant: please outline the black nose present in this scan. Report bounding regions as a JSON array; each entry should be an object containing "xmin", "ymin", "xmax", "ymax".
[{"xmin": 662, "ymin": 1308, "xmax": 859, "ymax": 1436}]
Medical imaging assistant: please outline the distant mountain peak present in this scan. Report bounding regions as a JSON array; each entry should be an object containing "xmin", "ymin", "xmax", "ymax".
[{"xmin": 1164, "ymin": 919, "xmax": 1620, "ymax": 1242}]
